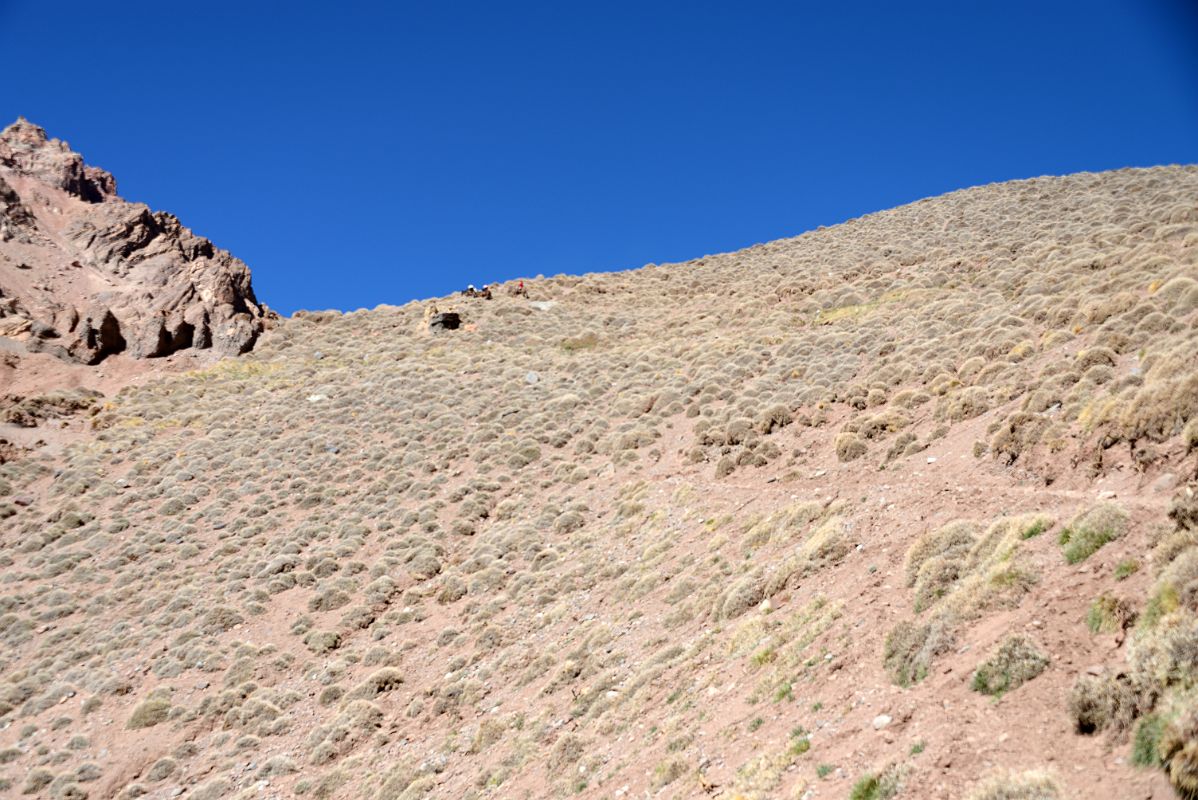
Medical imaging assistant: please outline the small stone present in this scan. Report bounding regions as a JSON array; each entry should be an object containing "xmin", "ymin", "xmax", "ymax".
[
  {"xmin": 1086, "ymin": 665, "xmax": 1104, "ymax": 676},
  {"xmin": 1152, "ymin": 473, "xmax": 1178, "ymax": 493},
  {"xmin": 1097, "ymin": 490, "xmax": 1117, "ymax": 500},
  {"xmin": 926, "ymin": 457, "xmax": 937, "ymax": 464},
  {"xmin": 12, "ymin": 495, "xmax": 34, "ymax": 506},
  {"xmin": 525, "ymin": 371, "xmax": 540, "ymax": 385},
  {"xmin": 872, "ymin": 714, "xmax": 892, "ymax": 730}
]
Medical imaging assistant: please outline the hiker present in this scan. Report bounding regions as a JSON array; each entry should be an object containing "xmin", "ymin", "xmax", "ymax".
[
  {"xmin": 479, "ymin": 284, "xmax": 493, "ymax": 300},
  {"xmin": 461, "ymin": 284, "xmax": 477, "ymax": 297},
  {"xmin": 513, "ymin": 280, "xmax": 528, "ymax": 298}
]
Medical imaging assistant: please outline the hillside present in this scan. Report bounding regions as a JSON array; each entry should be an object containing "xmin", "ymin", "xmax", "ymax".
[{"xmin": 1, "ymin": 163, "xmax": 1197, "ymax": 800}]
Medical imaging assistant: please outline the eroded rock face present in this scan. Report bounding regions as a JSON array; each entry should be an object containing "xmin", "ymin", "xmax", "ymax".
[{"xmin": 0, "ymin": 118, "xmax": 268, "ymax": 364}]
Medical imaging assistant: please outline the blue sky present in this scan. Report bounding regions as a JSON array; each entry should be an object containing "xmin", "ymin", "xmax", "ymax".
[{"xmin": 2, "ymin": 1, "xmax": 1196, "ymax": 314}]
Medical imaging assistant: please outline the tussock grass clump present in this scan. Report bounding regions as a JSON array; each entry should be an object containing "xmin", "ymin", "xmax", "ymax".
[
  {"xmin": 889, "ymin": 513, "xmax": 1050, "ymax": 682},
  {"xmin": 883, "ymin": 614, "xmax": 955, "ymax": 687},
  {"xmin": 1132, "ymin": 713, "xmax": 1166, "ymax": 768},
  {"xmin": 1086, "ymin": 594, "xmax": 1136, "ymax": 634},
  {"xmin": 905, "ymin": 521, "xmax": 978, "ymax": 587},
  {"xmin": 1159, "ymin": 708, "xmax": 1198, "ymax": 798},
  {"xmin": 1067, "ymin": 673, "xmax": 1144, "ymax": 734},
  {"xmin": 848, "ymin": 764, "xmax": 904, "ymax": 800},
  {"xmin": 1059, "ymin": 503, "xmax": 1128, "ymax": 564},
  {"xmin": 835, "ymin": 432, "xmax": 867, "ymax": 462},
  {"xmin": 348, "ymin": 668, "xmax": 404, "ymax": 700},
  {"xmin": 127, "ymin": 695, "xmax": 171, "ymax": 729},
  {"xmin": 650, "ymin": 756, "xmax": 689, "ymax": 789},
  {"xmin": 717, "ymin": 575, "xmax": 764, "ymax": 621},
  {"xmin": 971, "ymin": 635, "xmax": 1049, "ymax": 697},
  {"xmin": 964, "ymin": 770, "xmax": 1061, "ymax": 800}
]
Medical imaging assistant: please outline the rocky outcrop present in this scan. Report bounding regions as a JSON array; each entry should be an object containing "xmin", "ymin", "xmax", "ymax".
[{"xmin": 0, "ymin": 118, "xmax": 268, "ymax": 364}]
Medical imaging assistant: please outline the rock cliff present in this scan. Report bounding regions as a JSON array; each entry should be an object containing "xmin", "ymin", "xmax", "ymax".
[{"xmin": 0, "ymin": 118, "xmax": 267, "ymax": 364}]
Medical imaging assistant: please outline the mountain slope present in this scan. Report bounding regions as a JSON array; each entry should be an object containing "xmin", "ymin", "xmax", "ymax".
[{"xmin": 1, "ymin": 165, "xmax": 1197, "ymax": 800}]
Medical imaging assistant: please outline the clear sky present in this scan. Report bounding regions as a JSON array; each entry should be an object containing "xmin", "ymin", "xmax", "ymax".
[{"xmin": 2, "ymin": 1, "xmax": 1196, "ymax": 314}]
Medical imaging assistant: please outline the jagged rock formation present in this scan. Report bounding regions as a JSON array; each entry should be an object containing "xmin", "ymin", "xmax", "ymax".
[{"xmin": 0, "ymin": 118, "xmax": 267, "ymax": 364}]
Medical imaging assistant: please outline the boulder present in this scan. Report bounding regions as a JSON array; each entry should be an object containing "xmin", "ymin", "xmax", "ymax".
[{"xmin": 429, "ymin": 312, "xmax": 461, "ymax": 332}]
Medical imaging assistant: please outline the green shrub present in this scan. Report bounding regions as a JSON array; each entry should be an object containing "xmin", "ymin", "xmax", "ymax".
[
  {"xmin": 1059, "ymin": 503, "xmax": 1128, "ymax": 564},
  {"xmin": 848, "ymin": 766, "xmax": 901, "ymax": 800},
  {"xmin": 1132, "ymin": 713, "xmax": 1165, "ymax": 767},
  {"xmin": 1115, "ymin": 559, "xmax": 1140, "ymax": 580},
  {"xmin": 1086, "ymin": 595, "xmax": 1136, "ymax": 634},
  {"xmin": 971, "ymin": 635, "xmax": 1048, "ymax": 697},
  {"xmin": 1020, "ymin": 519, "xmax": 1049, "ymax": 539}
]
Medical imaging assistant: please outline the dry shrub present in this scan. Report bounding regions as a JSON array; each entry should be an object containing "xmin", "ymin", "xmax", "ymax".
[
  {"xmin": 718, "ymin": 575, "xmax": 764, "ymax": 620},
  {"xmin": 1118, "ymin": 352, "xmax": 1198, "ymax": 442},
  {"xmin": 971, "ymin": 635, "xmax": 1049, "ymax": 697},
  {"xmin": 1059, "ymin": 503, "xmax": 1128, "ymax": 564},
  {"xmin": 651, "ymin": 756, "xmax": 689, "ymax": 789},
  {"xmin": 905, "ymin": 521, "xmax": 977, "ymax": 586},
  {"xmin": 547, "ymin": 733, "xmax": 586, "ymax": 774},
  {"xmin": 349, "ymin": 668, "xmax": 404, "ymax": 700},
  {"xmin": 1087, "ymin": 594, "xmax": 1138, "ymax": 634},
  {"xmin": 912, "ymin": 555, "xmax": 968, "ymax": 612},
  {"xmin": 127, "ymin": 695, "xmax": 171, "ymax": 729},
  {"xmin": 883, "ymin": 612, "xmax": 955, "ymax": 686},
  {"xmin": 835, "ymin": 432, "xmax": 867, "ymax": 462},
  {"xmin": 939, "ymin": 386, "xmax": 990, "ymax": 422},
  {"xmin": 965, "ymin": 770, "xmax": 1061, "ymax": 800},
  {"xmin": 989, "ymin": 412, "xmax": 1049, "ymax": 464},
  {"xmin": 855, "ymin": 410, "xmax": 910, "ymax": 439},
  {"xmin": 1067, "ymin": 673, "xmax": 1144, "ymax": 734},
  {"xmin": 799, "ymin": 516, "xmax": 852, "ymax": 573},
  {"xmin": 1160, "ymin": 708, "xmax": 1198, "ymax": 798},
  {"xmin": 755, "ymin": 403, "xmax": 792, "ymax": 434}
]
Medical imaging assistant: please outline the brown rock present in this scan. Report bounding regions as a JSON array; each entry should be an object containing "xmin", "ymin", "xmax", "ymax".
[{"xmin": 0, "ymin": 118, "xmax": 269, "ymax": 364}]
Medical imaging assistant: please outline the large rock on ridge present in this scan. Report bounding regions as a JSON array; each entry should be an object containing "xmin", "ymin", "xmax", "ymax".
[{"xmin": 0, "ymin": 118, "xmax": 268, "ymax": 364}]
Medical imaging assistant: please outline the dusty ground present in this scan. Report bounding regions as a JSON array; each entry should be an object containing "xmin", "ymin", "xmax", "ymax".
[{"xmin": 0, "ymin": 165, "xmax": 1196, "ymax": 800}]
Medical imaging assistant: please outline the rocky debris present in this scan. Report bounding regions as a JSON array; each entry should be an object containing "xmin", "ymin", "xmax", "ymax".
[
  {"xmin": 0, "ymin": 118, "xmax": 269, "ymax": 364},
  {"xmin": 1, "ymin": 388, "xmax": 102, "ymax": 428},
  {"xmin": 0, "ymin": 437, "xmax": 23, "ymax": 464},
  {"xmin": 0, "ymin": 175, "xmax": 37, "ymax": 242}
]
